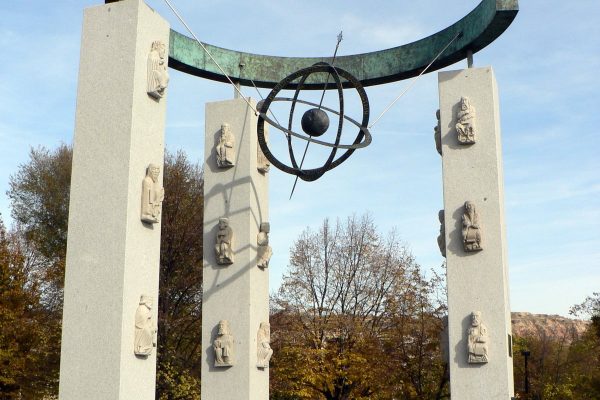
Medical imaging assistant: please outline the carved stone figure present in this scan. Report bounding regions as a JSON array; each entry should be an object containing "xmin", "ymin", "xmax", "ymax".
[
  {"xmin": 257, "ymin": 222, "xmax": 273, "ymax": 269},
  {"xmin": 462, "ymin": 201, "xmax": 482, "ymax": 252},
  {"xmin": 257, "ymin": 130, "xmax": 270, "ymax": 173},
  {"xmin": 467, "ymin": 311, "xmax": 489, "ymax": 363},
  {"xmin": 215, "ymin": 218, "xmax": 234, "ymax": 265},
  {"xmin": 256, "ymin": 322, "xmax": 273, "ymax": 369},
  {"xmin": 141, "ymin": 164, "xmax": 165, "ymax": 224},
  {"xmin": 134, "ymin": 295, "xmax": 157, "ymax": 356},
  {"xmin": 437, "ymin": 209, "xmax": 446, "ymax": 258},
  {"xmin": 455, "ymin": 97, "xmax": 476, "ymax": 144},
  {"xmin": 213, "ymin": 320, "xmax": 234, "ymax": 367},
  {"xmin": 216, "ymin": 123, "xmax": 235, "ymax": 168},
  {"xmin": 440, "ymin": 315, "xmax": 449, "ymax": 364},
  {"xmin": 434, "ymin": 109, "xmax": 442, "ymax": 155},
  {"xmin": 147, "ymin": 41, "xmax": 169, "ymax": 99}
]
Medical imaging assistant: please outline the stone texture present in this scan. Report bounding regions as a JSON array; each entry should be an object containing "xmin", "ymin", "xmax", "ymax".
[
  {"xmin": 438, "ymin": 67, "xmax": 514, "ymax": 399},
  {"xmin": 58, "ymin": 1, "xmax": 168, "ymax": 399},
  {"xmin": 202, "ymin": 98, "xmax": 269, "ymax": 400}
]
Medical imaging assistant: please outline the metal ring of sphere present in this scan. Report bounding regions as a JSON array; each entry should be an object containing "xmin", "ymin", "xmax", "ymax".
[{"xmin": 257, "ymin": 62, "xmax": 371, "ymax": 182}]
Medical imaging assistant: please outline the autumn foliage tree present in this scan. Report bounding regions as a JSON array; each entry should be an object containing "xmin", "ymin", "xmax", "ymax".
[
  {"xmin": 4, "ymin": 146, "xmax": 204, "ymax": 399},
  {"xmin": 270, "ymin": 214, "xmax": 448, "ymax": 400},
  {"xmin": 156, "ymin": 151, "xmax": 204, "ymax": 399},
  {"xmin": 0, "ymin": 216, "xmax": 60, "ymax": 398}
]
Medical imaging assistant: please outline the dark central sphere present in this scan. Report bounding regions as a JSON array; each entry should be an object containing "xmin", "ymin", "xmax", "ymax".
[{"xmin": 301, "ymin": 108, "xmax": 330, "ymax": 137}]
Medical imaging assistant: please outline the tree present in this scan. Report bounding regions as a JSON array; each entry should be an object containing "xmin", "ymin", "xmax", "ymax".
[
  {"xmin": 0, "ymin": 216, "xmax": 59, "ymax": 398},
  {"xmin": 156, "ymin": 151, "xmax": 204, "ymax": 400},
  {"xmin": 511, "ymin": 295, "xmax": 600, "ymax": 400},
  {"xmin": 571, "ymin": 293, "xmax": 600, "ymax": 339},
  {"xmin": 6, "ymin": 146, "xmax": 205, "ymax": 398},
  {"xmin": 270, "ymin": 214, "xmax": 447, "ymax": 400},
  {"xmin": 7, "ymin": 144, "xmax": 72, "ymax": 312}
]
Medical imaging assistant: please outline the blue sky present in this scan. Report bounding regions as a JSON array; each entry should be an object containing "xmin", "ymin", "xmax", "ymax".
[{"xmin": 1, "ymin": 0, "xmax": 598, "ymax": 317}]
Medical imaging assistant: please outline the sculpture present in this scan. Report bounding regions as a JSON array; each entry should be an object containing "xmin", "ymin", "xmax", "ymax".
[
  {"xmin": 257, "ymin": 62, "xmax": 371, "ymax": 183},
  {"xmin": 141, "ymin": 164, "xmax": 164, "ymax": 224},
  {"xmin": 256, "ymin": 322, "xmax": 273, "ymax": 369},
  {"xmin": 147, "ymin": 41, "xmax": 169, "ymax": 99},
  {"xmin": 467, "ymin": 311, "xmax": 489, "ymax": 363},
  {"xmin": 434, "ymin": 109, "xmax": 442, "ymax": 155},
  {"xmin": 213, "ymin": 320, "xmax": 234, "ymax": 367},
  {"xmin": 456, "ymin": 97, "xmax": 476, "ymax": 144},
  {"xmin": 462, "ymin": 201, "xmax": 482, "ymax": 252},
  {"xmin": 216, "ymin": 123, "xmax": 235, "ymax": 168},
  {"xmin": 257, "ymin": 130, "xmax": 270, "ymax": 173},
  {"xmin": 134, "ymin": 295, "xmax": 157, "ymax": 356},
  {"xmin": 215, "ymin": 218, "xmax": 234, "ymax": 265},
  {"xmin": 440, "ymin": 315, "xmax": 449, "ymax": 364},
  {"xmin": 437, "ymin": 209, "xmax": 446, "ymax": 258},
  {"xmin": 257, "ymin": 222, "xmax": 273, "ymax": 269}
]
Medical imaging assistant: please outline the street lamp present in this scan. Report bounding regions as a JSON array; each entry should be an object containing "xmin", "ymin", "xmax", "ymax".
[{"xmin": 521, "ymin": 350, "xmax": 531, "ymax": 396}]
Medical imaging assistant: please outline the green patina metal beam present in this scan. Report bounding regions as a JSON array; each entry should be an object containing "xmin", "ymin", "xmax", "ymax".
[{"xmin": 168, "ymin": 0, "xmax": 518, "ymax": 89}]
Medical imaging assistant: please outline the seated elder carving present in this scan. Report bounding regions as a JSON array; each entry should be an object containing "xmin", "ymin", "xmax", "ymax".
[
  {"xmin": 141, "ymin": 164, "xmax": 164, "ymax": 224},
  {"xmin": 216, "ymin": 123, "xmax": 235, "ymax": 167},
  {"xmin": 134, "ymin": 295, "xmax": 157, "ymax": 356},
  {"xmin": 462, "ymin": 201, "xmax": 482, "ymax": 252},
  {"xmin": 467, "ymin": 311, "xmax": 489, "ymax": 363},
  {"xmin": 456, "ymin": 96, "xmax": 476, "ymax": 144},
  {"xmin": 215, "ymin": 218, "xmax": 234, "ymax": 265},
  {"xmin": 213, "ymin": 320, "xmax": 234, "ymax": 367},
  {"xmin": 256, "ymin": 322, "xmax": 273, "ymax": 369},
  {"xmin": 257, "ymin": 222, "xmax": 273, "ymax": 269}
]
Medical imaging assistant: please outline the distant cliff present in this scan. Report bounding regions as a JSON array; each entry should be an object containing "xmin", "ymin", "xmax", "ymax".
[{"xmin": 511, "ymin": 312, "xmax": 591, "ymax": 343}]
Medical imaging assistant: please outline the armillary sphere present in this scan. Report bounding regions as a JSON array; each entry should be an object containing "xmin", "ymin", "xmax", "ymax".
[
  {"xmin": 163, "ymin": 0, "xmax": 518, "ymax": 180},
  {"xmin": 256, "ymin": 62, "xmax": 371, "ymax": 182}
]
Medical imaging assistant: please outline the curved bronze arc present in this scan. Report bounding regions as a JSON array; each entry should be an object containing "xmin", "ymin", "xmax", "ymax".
[{"xmin": 168, "ymin": 0, "xmax": 518, "ymax": 89}]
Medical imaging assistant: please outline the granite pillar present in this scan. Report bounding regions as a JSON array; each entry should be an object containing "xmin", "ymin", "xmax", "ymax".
[
  {"xmin": 59, "ymin": 1, "xmax": 169, "ymax": 398},
  {"xmin": 438, "ymin": 67, "xmax": 514, "ymax": 399},
  {"xmin": 202, "ymin": 98, "xmax": 270, "ymax": 399}
]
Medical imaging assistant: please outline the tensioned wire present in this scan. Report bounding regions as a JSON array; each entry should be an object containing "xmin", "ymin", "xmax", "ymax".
[{"xmin": 162, "ymin": 0, "xmax": 462, "ymax": 130}]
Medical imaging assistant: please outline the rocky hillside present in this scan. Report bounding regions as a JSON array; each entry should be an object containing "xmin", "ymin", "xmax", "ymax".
[{"xmin": 511, "ymin": 312, "xmax": 591, "ymax": 343}]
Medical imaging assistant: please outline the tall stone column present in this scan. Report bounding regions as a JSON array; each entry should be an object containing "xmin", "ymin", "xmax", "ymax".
[
  {"xmin": 59, "ymin": 1, "xmax": 169, "ymax": 399},
  {"xmin": 202, "ymin": 98, "xmax": 270, "ymax": 399},
  {"xmin": 438, "ymin": 67, "xmax": 514, "ymax": 399}
]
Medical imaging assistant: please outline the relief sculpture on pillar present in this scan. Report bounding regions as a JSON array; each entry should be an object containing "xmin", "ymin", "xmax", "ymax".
[
  {"xmin": 467, "ymin": 311, "xmax": 489, "ymax": 363},
  {"xmin": 257, "ymin": 129, "xmax": 270, "ymax": 173},
  {"xmin": 434, "ymin": 109, "xmax": 442, "ymax": 156},
  {"xmin": 213, "ymin": 320, "xmax": 234, "ymax": 367},
  {"xmin": 134, "ymin": 295, "xmax": 157, "ymax": 357},
  {"xmin": 462, "ymin": 201, "xmax": 482, "ymax": 252},
  {"xmin": 256, "ymin": 322, "xmax": 273, "ymax": 369},
  {"xmin": 456, "ymin": 97, "xmax": 476, "ymax": 144},
  {"xmin": 215, "ymin": 218, "xmax": 234, "ymax": 265},
  {"xmin": 141, "ymin": 164, "xmax": 164, "ymax": 224},
  {"xmin": 437, "ymin": 209, "xmax": 446, "ymax": 258},
  {"xmin": 216, "ymin": 123, "xmax": 235, "ymax": 168},
  {"xmin": 147, "ymin": 41, "xmax": 169, "ymax": 99},
  {"xmin": 257, "ymin": 222, "xmax": 273, "ymax": 269}
]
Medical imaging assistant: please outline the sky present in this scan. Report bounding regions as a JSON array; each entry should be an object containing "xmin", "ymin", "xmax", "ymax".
[{"xmin": 1, "ymin": 0, "xmax": 599, "ymax": 317}]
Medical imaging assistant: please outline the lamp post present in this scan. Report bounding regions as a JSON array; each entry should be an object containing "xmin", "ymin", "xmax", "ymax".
[{"xmin": 521, "ymin": 350, "xmax": 531, "ymax": 396}]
